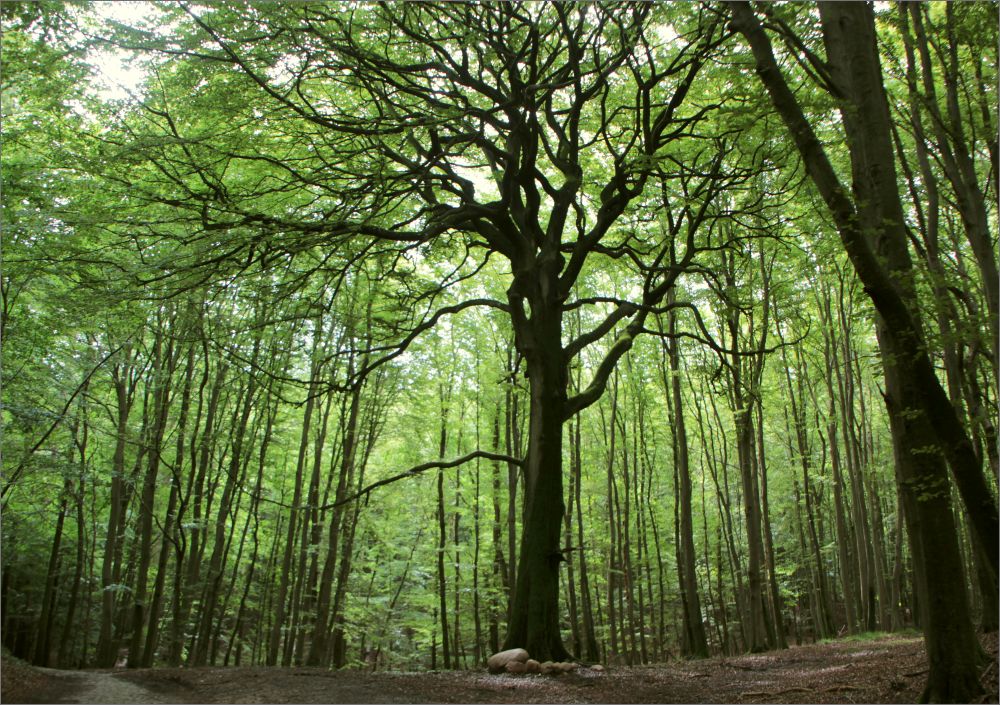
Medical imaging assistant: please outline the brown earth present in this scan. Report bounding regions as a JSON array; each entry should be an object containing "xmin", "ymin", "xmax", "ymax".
[{"xmin": 3, "ymin": 632, "xmax": 997, "ymax": 704}]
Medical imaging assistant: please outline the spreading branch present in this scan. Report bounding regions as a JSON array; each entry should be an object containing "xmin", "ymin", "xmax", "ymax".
[{"xmin": 321, "ymin": 450, "xmax": 523, "ymax": 510}]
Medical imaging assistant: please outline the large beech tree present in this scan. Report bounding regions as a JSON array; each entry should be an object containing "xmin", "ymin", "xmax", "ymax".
[{"xmin": 95, "ymin": 2, "xmax": 747, "ymax": 660}]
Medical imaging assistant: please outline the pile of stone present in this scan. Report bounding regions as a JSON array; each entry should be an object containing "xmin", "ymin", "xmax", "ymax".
[{"xmin": 486, "ymin": 648, "xmax": 602, "ymax": 675}]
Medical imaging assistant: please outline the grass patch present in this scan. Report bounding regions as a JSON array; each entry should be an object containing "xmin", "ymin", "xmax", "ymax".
[{"xmin": 818, "ymin": 629, "xmax": 921, "ymax": 645}]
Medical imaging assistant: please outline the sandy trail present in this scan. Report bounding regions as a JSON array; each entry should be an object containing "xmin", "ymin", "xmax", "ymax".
[{"xmin": 34, "ymin": 668, "xmax": 186, "ymax": 704}]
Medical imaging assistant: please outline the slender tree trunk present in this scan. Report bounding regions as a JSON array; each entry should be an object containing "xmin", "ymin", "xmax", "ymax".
[
  {"xmin": 564, "ymin": 419, "xmax": 580, "ymax": 657},
  {"xmin": 96, "ymin": 350, "xmax": 137, "ymax": 667},
  {"xmin": 128, "ymin": 322, "xmax": 175, "ymax": 667},
  {"xmin": 489, "ymin": 405, "xmax": 506, "ymax": 655},
  {"xmin": 756, "ymin": 403, "xmax": 787, "ymax": 649},
  {"xmin": 504, "ymin": 346, "xmax": 520, "ymax": 617},
  {"xmin": 267, "ymin": 328, "xmax": 321, "ymax": 666},
  {"xmin": 59, "ymin": 405, "xmax": 89, "ymax": 666},
  {"xmin": 192, "ymin": 328, "xmax": 261, "ymax": 666},
  {"xmin": 435, "ymin": 380, "xmax": 452, "ymax": 669},
  {"xmin": 142, "ymin": 337, "xmax": 195, "ymax": 667},
  {"xmin": 472, "ymin": 418, "xmax": 484, "ymax": 665},
  {"xmin": 171, "ymin": 345, "xmax": 227, "ymax": 666},
  {"xmin": 603, "ymin": 386, "xmax": 620, "ymax": 661},
  {"xmin": 663, "ymin": 311, "xmax": 708, "ymax": 658},
  {"xmin": 573, "ymin": 398, "xmax": 600, "ymax": 662},
  {"xmin": 779, "ymin": 339, "xmax": 835, "ymax": 638},
  {"xmin": 34, "ymin": 476, "xmax": 69, "ymax": 666}
]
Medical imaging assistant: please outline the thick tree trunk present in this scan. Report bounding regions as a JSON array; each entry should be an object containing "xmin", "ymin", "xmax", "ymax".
[
  {"xmin": 502, "ymin": 282, "xmax": 570, "ymax": 662},
  {"xmin": 502, "ymin": 377, "xmax": 568, "ymax": 660},
  {"xmin": 880, "ymin": 326, "xmax": 983, "ymax": 701}
]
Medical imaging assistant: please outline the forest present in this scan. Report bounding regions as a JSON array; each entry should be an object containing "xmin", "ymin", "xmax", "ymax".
[{"xmin": 1, "ymin": 2, "xmax": 997, "ymax": 703}]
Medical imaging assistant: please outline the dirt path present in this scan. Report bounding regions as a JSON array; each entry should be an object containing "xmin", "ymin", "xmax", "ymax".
[
  {"xmin": 56, "ymin": 669, "xmax": 188, "ymax": 704},
  {"xmin": 4, "ymin": 632, "xmax": 997, "ymax": 704},
  {"xmin": 4, "ymin": 665, "xmax": 190, "ymax": 704}
]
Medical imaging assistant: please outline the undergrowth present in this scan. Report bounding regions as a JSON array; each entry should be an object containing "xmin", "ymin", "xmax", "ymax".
[{"xmin": 818, "ymin": 629, "xmax": 921, "ymax": 645}]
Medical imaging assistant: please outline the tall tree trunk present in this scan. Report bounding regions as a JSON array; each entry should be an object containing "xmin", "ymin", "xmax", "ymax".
[
  {"xmin": 435, "ymin": 379, "xmax": 452, "ymax": 669},
  {"xmin": 472, "ymin": 403, "xmax": 484, "ymax": 665},
  {"xmin": 721, "ymin": 254, "xmax": 769, "ymax": 652},
  {"xmin": 756, "ymin": 403, "xmax": 787, "ymax": 649},
  {"xmin": 34, "ymin": 476, "xmax": 69, "ymax": 666},
  {"xmin": 489, "ymin": 405, "xmax": 506, "ymax": 655},
  {"xmin": 563, "ymin": 418, "xmax": 580, "ymax": 657},
  {"xmin": 192, "ymin": 328, "xmax": 260, "ymax": 666},
  {"xmin": 225, "ymin": 379, "xmax": 280, "ymax": 666},
  {"xmin": 603, "ymin": 384, "xmax": 621, "ymax": 661},
  {"xmin": 59, "ymin": 401, "xmax": 90, "ymax": 666},
  {"xmin": 663, "ymin": 310, "xmax": 708, "ymax": 658},
  {"xmin": 571, "ymin": 365, "xmax": 600, "ymax": 662},
  {"xmin": 818, "ymin": 291, "xmax": 859, "ymax": 635},
  {"xmin": 291, "ymin": 383, "xmax": 333, "ymax": 665},
  {"xmin": 170, "ymin": 344, "xmax": 227, "ymax": 667},
  {"xmin": 95, "ymin": 348, "xmax": 137, "ymax": 667},
  {"xmin": 307, "ymin": 350, "xmax": 363, "ymax": 666},
  {"xmin": 128, "ymin": 321, "xmax": 175, "ymax": 667},
  {"xmin": 779, "ymin": 337, "xmax": 835, "ymax": 638},
  {"xmin": 267, "ymin": 326, "xmax": 322, "ymax": 665},
  {"xmin": 732, "ymin": 4, "xmax": 986, "ymax": 697},
  {"xmin": 142, "ymin": 337, "xmax": 195, "ymax": 667},
  {"xmin": 502, "ymin": 276, "xmax": 570, "ymax": 662},
  {"xmin": 504, "ymin": 345, "xmax": 520, "ymax": 616}
]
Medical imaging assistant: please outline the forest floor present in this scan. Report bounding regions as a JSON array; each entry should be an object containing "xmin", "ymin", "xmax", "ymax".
[{"xmin": 3, "ymin": 631, "xmax": 997, "ymax": 704}]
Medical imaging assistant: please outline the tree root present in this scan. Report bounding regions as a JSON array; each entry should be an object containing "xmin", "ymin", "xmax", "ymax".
[
  {"xmin": 740, "ymin": 685, "xmax": 859, "ymax": 698},
  {"xmin": 739, "ymin": 687, "xmax": 809, "ymax": 698},
  {"xmin": 980, "ymin": 658, "xmax": 996, "ymax": 678}
]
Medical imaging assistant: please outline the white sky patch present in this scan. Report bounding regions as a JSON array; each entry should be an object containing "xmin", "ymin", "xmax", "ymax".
[
  {"xmin": 656, "ymin": 23, "xmax": 678, "ymax": 46},
  {"xmin": 85, "ymin": 2, "xmax": 160, "ymax": 102}
]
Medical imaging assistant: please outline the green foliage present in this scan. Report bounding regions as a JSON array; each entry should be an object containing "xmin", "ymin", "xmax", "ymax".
[{"xmin": 1, "ymin": 0, "xmax": 994, "ymax": 672}]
